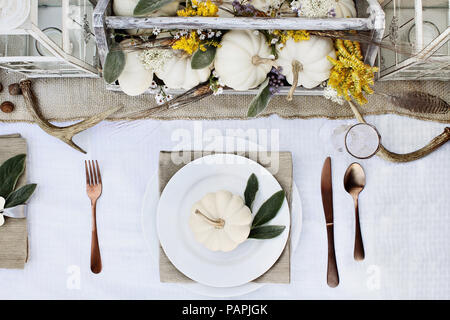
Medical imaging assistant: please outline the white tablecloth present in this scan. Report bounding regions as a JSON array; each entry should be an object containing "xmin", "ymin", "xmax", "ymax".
[{"xmin": 0, "ymin": 115, "xmax": 448, "ymax": 299}]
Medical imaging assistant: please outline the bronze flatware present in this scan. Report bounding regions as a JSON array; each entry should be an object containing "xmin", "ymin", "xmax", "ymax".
[
  {"xmin": 320, "ymin": 157, "xmax": 339, "ymax": 288},
  {"xmin": 85, "ymin": 160, "xmax": 103, "ymax": 274},
  {"xmin": 344, "ymin": 162, "xmax": 366, "ymax": 261}
]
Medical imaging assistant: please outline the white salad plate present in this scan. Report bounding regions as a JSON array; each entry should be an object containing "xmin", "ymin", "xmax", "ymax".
[{"xmin": 156, "ymin": 154, "xmax": 290, "ymax": 288}]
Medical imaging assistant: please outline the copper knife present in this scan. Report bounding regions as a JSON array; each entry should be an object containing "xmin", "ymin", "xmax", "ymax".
[{"xmin": 321, "ymin": 157, "xmax": 339, "ymax": 288}]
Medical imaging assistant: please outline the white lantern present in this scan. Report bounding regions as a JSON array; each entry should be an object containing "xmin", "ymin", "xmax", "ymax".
[
  {"xmin": 0, "ymin": 0, "xmax": 98, "ymax": 77},
  {"xmin": 378, "ymin": 0, "xmax": 449, "ymax": 80}
]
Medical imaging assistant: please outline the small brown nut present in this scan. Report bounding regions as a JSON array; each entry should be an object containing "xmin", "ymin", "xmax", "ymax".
[
  {"xmin": 8, "ymin": 83, "xmax": 22, "ymax": 95},
  {"xmin": 0, "ymin": 101, "xmax": 14, "ymax": 113}
]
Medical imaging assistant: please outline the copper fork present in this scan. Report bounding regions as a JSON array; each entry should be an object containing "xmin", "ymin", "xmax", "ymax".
[{"xmin": 85, "ymin": 160, "xmax": 102, "ymax": 274}]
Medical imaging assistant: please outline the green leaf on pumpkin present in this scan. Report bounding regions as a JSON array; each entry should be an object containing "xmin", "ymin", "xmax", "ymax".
[
  {"xmin": 251, "ymin": 190, "xmax": 285, "ymax": 228},
  {"xmin": 248, "ymin": 225, "xmax": 286, "ymax": 239},
  {"xmin": 191, "ymin": 45, "xmax": 216, "ymax": 70},
  {"xmin": 103, "ymin": 45, "xmax": 125, "ymax": 84},
  {"xmin": 134, "ymin": 0, "xmax": 174, "ymax": 16},
  {"xmin": 247, "ymin": 78, "xmax": 271, "ymax": 118},
  {"xmin": 244, "ymin": 173, "xmax": 258, "ymax": 209}
]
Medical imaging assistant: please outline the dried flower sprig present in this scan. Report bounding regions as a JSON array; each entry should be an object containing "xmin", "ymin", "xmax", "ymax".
[
  {"xmin": 172, "ymin": 1, "xmax": 222, "ymax": 55},
  {"xmin": 268, "ymin": 66, "xmax": 285, "ymax": 94},
  {"xmin": 177, "ymin": 0, "xmax": 219, "ymax": 17},
  {"xmin": 327, "ymin": 39, "xmax": 378, "ymax": 105}
]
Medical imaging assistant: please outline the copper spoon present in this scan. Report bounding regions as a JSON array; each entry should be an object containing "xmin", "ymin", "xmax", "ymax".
[{"xmin": 344, "ymin": 162, "xmax": 366, "ymax": 261}]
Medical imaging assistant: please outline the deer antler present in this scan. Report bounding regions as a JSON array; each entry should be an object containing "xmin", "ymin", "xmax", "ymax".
[
  {"xmin": 348, "ymin": 101, "xmax": 450, "ymax": 162},
  {"xmin": 19, "ymin": 80, "xmax": 122, "ymax": 154}
]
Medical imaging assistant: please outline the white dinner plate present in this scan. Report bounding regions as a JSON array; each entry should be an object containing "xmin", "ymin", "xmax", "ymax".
[
  {"xmin": 141, "ymin": 171, "xmax": 302, "ymax": 298},
  {"xmin": 156, "ymin": 154, "xmax": 291, "ymax": 288}
]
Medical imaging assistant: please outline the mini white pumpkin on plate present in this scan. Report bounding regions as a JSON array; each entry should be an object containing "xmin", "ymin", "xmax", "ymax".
[
  {"xmin": 276, "ymin": 36, "xmax": 336, "ymax": 100},
  {"xmin": 118, "ymin": 39, "xmax": 154, "ymax": 96},
  {"xmin": 155, "ymin": 51, "xmax": 213, "ymax": 90},
  {"xmin": 215, "ymin": 30, "xmax": 273, "ymax": 91},
  {"xmin": 189, "ymin": 190, "xmax": 252, "ymax": 252}
]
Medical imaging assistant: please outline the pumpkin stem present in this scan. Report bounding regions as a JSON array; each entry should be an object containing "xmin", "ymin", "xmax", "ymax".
[
  {"xmin": 287, "ymin": 60, "xmax": 303, "ymax": 101},
  {"xmin": 195, "ymin": 209, "xmax": 225, "ymax": 229},
  {"xmin": 252, "ymin": 55, "xmax": 274, "ymax": 66}
]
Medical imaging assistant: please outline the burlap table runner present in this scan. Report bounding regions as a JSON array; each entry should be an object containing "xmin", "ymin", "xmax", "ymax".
[
  {"xmin": 0, "ymin": 134, "xmax": 28, "ymax": 269},
  {"xmin": 158, "ymin": 151, "xmax": 292, "ymax": 283},
  {"xmin": 0, "ymin": 70, "xmax": 448, "ymax": 123}
]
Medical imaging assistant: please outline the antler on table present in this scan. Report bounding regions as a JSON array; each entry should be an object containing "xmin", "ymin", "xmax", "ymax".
[
  {"xmin": 19, "ymin": 80, "xmax": 123, "ymax": 154},
  {"xmin": 348, "ymin": 101, "xmax": 450, "ymax": 162}
]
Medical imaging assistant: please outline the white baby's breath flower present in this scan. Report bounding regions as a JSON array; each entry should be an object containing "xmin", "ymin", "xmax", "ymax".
[
  {"xmin": 323, "ymin": 85, "xmax": 344, "ymax": 105},
  {"xmin": 152, "ymin": 27, "xmax": 161, "ymax": 35},
  {"xmin": 140, "ymin": 49, "xmax": 174, "ymax": 74},
  {"xmin": 296, "ymin": 0, "xmax": 335, "ymax": 18},
  {"xmin": 207, "ymin": 31, "xmax": 215, "ymax": 38},
  {"xmin": 271, "ymin": 38, "xmax": 278, "ymax": 44},
  {"xmin": 215, "ymin": 31, "xmax": 222, "ymax": 37},
  {"xmin": 199, "ymin": 34, "xmax": 206, "ymax": 40}
]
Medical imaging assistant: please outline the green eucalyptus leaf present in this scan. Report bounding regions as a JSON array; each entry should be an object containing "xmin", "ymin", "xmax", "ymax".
[
  {"xmin": 248, "ymin": 225, "xmax": 286, "ymax": 239},
  {"xmin": 247, "ymin": 78, "xmax": 271, "ymax": 118},
  {"xmin": 251, "ymin": 190, "xmax": 285, "ymax": 228},
  {"xmin": 134, "ymin": 0, "xmax": 174, "ymax": 15},
  {"xmin": 244, "ymin": 173, "xmax": 258, "ymax": 209},
  {"xmin": 191, "ymin": 45, "xmax": 216, "ymax": 69},
  {"xmin": 103, "ymin": 46, "xmax": 125, "ymax": 84},
  {"xmin": 5, "ymin": 184, "xmax": 37, "ymax": 208},
  {"xmin": 0, "ymin": 154, "xmax": 26, "ymax": 198}
]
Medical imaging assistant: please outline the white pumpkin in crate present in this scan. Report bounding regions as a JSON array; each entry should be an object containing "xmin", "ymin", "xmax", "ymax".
[
  {"xmin": 118, "ymin": 40, "xmax": 154, "ymax": 96},
  {"xmin": 113, "ymin": 0, "xmax": 179, "ymax": 35},
  {"xmin": 276, "ymin": 36, "xmax": 335, "ymax": 99},
  {"xmin": 332, "ymin": 0, "xmax": 357, "ymax": 18},
  {"xmin": 156, "ymin": 52, "xmax": 213, "ymax": 90},
  {"xmin": 189, "ymin": 190, "xmax": 252, "ymax": 252},
  {"xmin": 215, "ymin": 30, "xmax": 273, "ymax": 91}
]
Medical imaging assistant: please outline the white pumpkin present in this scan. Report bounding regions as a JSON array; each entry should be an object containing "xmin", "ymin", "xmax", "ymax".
[
  {"xmin": 215, "ymin": 30, "xmax": 273, "ymax": 91},
  {"xmin": 189, "ymin": 190, "xmax": 252, "ymax": 252},
  {"xmin": 276, "ymin": 36, "xmax": 336, "ymax": 99},
  {"xmin": 118, "ymin": 40, "xmax": 154, "ymax": 96},
  {"xmin": 155, "ymin": 51, "xmax": 212, "ymax": 90},
  {"xmin": 250, "ymin": 0, "xmax": 282, "ymax": 12},
  {"xmin": 113, "ymin": 0, "xmax": 179, "ymax": 34},
  {"xmin": 332, "ymin": 0, "xmax": 356, "ymax": 18}
]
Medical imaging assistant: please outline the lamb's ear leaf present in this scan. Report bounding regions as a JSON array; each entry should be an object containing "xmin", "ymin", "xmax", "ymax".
[
  {"xmin": 134, "ymin": 0, "xmax": 174, "ymax": 15},
  {"xmin": 247, "ymin": 78, "xmax": 271, "ymax": 118},
  {"xmin": 251, "ymin": 190, "xmax": 285, "ymax": 227},
  {"xmin": 5, "ymin": 184, "xmax": 37, "ymax": 208},
  {"xmin": 191, "ymin": 45, "xmax": 216, "ymax": 69},
  {"xmin": 103, "ymin": 46, "xmax": 125, "ymax": 84},
  {"xmin": 248, "ymin": 225, "xmax": 286, "ymax": 239},
  {"xmin": 0, "ymin": 154, "xmax": 26, "ymax": 198},
  {"xmin": 244, "ymin": 173, "xmax": 258, "ymax": 209}
]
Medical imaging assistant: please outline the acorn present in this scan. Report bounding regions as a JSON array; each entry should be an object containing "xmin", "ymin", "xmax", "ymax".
[
  {"xmin": 0, "ymin": 101, "xmax": 14, "ymax": 113},
  {"xmin": 8, "ymin": 83, "xmax": 22, "ymax": 95}
]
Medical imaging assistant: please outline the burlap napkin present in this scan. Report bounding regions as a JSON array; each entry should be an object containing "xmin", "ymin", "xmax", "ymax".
[
  {"xmin": 158, "ymin": 151, "xmax": 293, "ymax": 284},
  {"xmin": 0, "ymin": 134, "xmax": 28, "ymax": 269}
]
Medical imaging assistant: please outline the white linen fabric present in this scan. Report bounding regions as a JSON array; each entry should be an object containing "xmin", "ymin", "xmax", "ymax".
[{"xmin": 0, "ymin": 114, "xmax": 448, "ymax": 299}]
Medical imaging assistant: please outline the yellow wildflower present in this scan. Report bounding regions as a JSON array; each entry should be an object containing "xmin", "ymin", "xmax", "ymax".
[
  {"xmin": 327, "ymin": 39, "xmax": 378, "ymax": 105},
  {"xmin": 177, "ymin": 0, "xmax": 218, "ymax": 17},
  {"xmin": 172, "ymin": 31, "xmax": 201, "ymax": 55}
]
